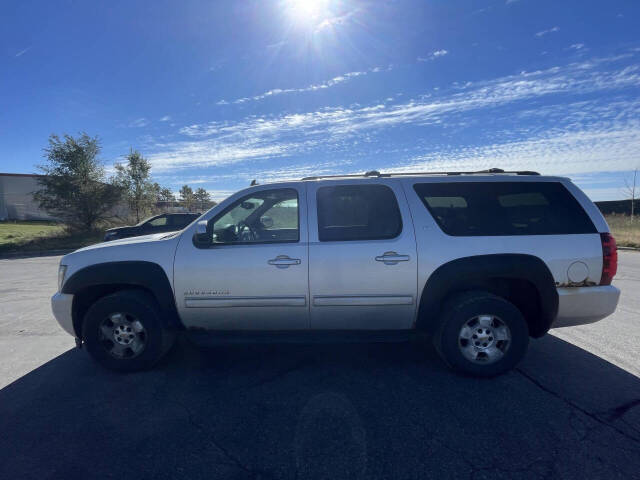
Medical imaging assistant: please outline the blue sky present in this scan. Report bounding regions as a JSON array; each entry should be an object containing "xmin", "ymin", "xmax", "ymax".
[{"xmin": 1, "ymin": 0, "xmax": 639, "ymax": 201}]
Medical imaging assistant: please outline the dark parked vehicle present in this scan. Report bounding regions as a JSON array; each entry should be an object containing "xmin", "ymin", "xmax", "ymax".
[{"xmin": 103, "ymin": 213, "xmax": 200, "ymax": 241}]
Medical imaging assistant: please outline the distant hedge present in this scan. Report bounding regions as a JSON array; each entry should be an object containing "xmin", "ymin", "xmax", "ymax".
[{"xmin": 595, "ymin": 199, "xmax": 639, "ymax": 215}]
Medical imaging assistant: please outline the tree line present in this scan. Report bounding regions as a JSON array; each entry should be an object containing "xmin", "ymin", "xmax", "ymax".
[{"xmin": 35, "ymin": 133, "xmax": 216, "ymax": 231}]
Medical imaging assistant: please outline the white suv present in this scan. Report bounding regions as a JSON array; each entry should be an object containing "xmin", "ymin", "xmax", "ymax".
[{"xmin": 51, "ymin": 169, "xmax": 620, "ymax": 376}]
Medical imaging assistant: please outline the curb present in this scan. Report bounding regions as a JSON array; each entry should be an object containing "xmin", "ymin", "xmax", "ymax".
[
  {"xmin": 0, "ymin": 249, "xmax": 75, "ymax": 260},
  {"xmin": 618, "ymin": 246, "xmax": 640, "ymax": 252}
]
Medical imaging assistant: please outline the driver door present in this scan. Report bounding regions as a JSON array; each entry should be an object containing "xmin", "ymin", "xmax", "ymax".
[{"xmin": 173, "ymin": 184, "xmax": 309, "ymax": 330}]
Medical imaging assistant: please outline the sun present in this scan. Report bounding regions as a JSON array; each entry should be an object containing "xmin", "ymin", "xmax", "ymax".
[{"xmin": 285, "ymin": 0, "xmax": 330, "ymax": 26}]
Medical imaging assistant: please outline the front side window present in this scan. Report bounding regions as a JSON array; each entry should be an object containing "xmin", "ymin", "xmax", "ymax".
[
  {"xmin": 414, "ymin": 181, "xmax": 597, "ymax": 236},
  {"xmin": 316, "ymin": 184, "xmax": 402, "ymax": 241},
  {"xmin": 209, "ymin": 188, "xmax": 299, "ymax": 244}
]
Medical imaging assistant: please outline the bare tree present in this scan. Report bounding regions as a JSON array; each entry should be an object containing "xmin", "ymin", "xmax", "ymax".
[{"xmin": 624, "ymin": 168, "xmax": 638, "ymax": 221}]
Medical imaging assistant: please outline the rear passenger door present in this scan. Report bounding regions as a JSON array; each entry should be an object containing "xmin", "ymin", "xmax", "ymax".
[{"xmin": 307, "ymin": 180, "xmax": 418, "ymax": 330}]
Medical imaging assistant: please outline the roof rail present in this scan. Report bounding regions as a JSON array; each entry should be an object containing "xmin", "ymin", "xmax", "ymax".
[{"xmin": 301, "ymin": 168, "xmax": 540, "ymax": 181}]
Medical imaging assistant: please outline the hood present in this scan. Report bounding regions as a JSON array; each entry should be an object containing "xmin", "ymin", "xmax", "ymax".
[
  {"xmin": 59, "ymin": 231, "xmax": 183, "ymax": 282},
  {"xmin": 73, "ymin": 232, "xmax": 172, "ymax": 253}
]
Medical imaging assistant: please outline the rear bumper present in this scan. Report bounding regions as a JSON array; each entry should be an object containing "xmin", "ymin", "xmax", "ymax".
[
  {"xmin": 51, "ymin": 292, "xmax": 75, "ymax": 337},
  {"xmin": 552, "ymin": 285, "xmax": 620, "ymax": 328}
]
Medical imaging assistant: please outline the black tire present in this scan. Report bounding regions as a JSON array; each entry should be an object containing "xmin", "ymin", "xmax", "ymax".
[
  {"xmin": 433, "ymin": 291, "xmax": 529, "ymax": 377},
  {"xmin": 82, "ymin": 289, "xmax": 175, "ymax": 372}
]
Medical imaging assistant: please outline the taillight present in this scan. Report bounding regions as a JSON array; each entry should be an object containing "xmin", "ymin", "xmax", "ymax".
[{"xmin": 600, "ymin": 233, "xmax": 617, "ymax": 285}]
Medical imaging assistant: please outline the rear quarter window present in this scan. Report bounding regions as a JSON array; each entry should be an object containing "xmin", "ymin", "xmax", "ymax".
[{"xmin": 413, "ymin": 181, "xmax": 596, "ymax": 236}]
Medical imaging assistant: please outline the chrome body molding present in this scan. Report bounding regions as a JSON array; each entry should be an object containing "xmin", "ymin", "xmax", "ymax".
[{"xmin": 185, "ymin": 296, "xmax": 307, "ymax": 308}]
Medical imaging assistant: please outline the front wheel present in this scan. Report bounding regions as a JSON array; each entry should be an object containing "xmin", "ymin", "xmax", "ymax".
[
  {"xmin": 82, "ymin": 290, "xmax": 175, "ymax": 372},
  {"xmin": 433, "ymin": 291, "xmax": 529, "ymax": 377}
]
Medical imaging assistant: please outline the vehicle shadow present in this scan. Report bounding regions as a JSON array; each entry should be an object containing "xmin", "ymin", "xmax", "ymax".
[{"xmin": 0, "ymin": 334, "xmax": 638, "ymax": 480}]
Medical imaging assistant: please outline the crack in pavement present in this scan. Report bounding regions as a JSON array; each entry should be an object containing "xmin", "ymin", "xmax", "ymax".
[
  {"xmin": 516, "ymin": 367, "xmax": 640, "ymax": 445},
  {"xmin": 599, "ymin": 398, "xmax": 640, "ymax": 421},
  {"xmin": 241, "ymin": 359, "xmax": 315, "ymax": 391},
  {"xmin": 432, "ymin": 434, "xmax": 553, "ymax": 479},
  {"xmin": 469, "ymin": 460, "xmax": 549, "ymax": 480},
  {"xmin": 171, "ymin": 398, "xmax": 277, "ymax": 480}
]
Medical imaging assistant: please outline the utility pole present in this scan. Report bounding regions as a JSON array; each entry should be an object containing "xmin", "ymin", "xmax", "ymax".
[{"xmin": 624, "ymin": 168, "xmax": 637, "ymax": 221}]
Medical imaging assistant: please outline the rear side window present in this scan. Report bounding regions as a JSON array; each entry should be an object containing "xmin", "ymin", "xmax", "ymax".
[
  {"xmin": 413, "ymin": 182, "xmax": 596, "ymax": 236},
  {"xmin": 317, "ymin": 184, "xmax": 402, "ymax": 241}
]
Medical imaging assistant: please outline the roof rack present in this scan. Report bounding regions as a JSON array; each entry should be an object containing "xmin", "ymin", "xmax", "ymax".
[{"xmin": 301, "ymin": 168, "xmax": 540, "ymax": 181}]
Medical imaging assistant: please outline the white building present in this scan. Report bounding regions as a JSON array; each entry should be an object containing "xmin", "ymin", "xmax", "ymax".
[{"xmin": 0, "ymin": 173, "xmax": 58, "ymax": 221}]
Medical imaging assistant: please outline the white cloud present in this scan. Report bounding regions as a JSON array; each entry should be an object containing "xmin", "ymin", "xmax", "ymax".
[
  {"xmin": 15, "ymin": 47, "xmax": 31, "ymax": 57},
  {"xmin": 148, "ymin": 54, "xmax": 640, "ymax": 176},
  {"xmin": 237, "ymin": 160, "xmax": 355, "ymax": 184},
  {"xmin": 153, "ymin": 160, "xmax": 353, "ymax": 197},
  {"xmin": 579, "ymin": 186, "xmax": 627, "ymax": 201},
  {"xmin": 315, "ymin": 9, "xmax": 358, "ymax": 32},
  {"xmin": 218, "ymin": 67, "xmax": 382, "ymax": 105},
  {"xmin": 206, "ymin": 190, "xmax": 236, "ymax": 202},
  {"xmin": 266, "ymin": 40, "xmax": 287, "ymax": 50},
  {"xmin": 128, "ymin": 117, "xmax": 149, "ymax": 128},
  {"xmin": 535, "ymin": 26, "xmax": 560, "ymax": 37},
  {"xmin": 418, "ymin": 49, "xmax": 449, "ymax": 62},
  {"xmin": 159, "ymin": 115, "xmax": 171, "ymax": 122},
  {"xmin": 386, "ymin": 122, "xmax": 640, "ymax": 176},
  {"xmin": 148, "ymin": 142, "xmax": 295, "ymax": 172},
  {"xmin": 569, "ymin": 43, "xmax": 585, "ymax": 50}
]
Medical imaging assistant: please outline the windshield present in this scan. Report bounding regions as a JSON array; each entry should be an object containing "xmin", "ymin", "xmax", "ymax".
[{"xmin": 136, "ymin": 216, "xmax": 157, "ymax": 227}]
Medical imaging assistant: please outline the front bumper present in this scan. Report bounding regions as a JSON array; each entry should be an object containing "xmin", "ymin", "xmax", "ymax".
[
  {"xmin": 553, "ymin": 285, "xmax": 621, "ymax": 328},
  {"xmin": 51, "ymin": 292, "xmax": 75, "ymax": 337}
]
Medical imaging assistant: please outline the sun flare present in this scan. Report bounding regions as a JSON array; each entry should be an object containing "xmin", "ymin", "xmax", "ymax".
[{"xmin": 285, "ymin": 0, "xmax": 330, "ymax": 25}]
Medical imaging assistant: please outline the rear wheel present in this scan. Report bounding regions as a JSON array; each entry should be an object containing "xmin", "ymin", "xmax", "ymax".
[
  {"xmin": 433, "ymin": 291, "xmax": 529, "ymax": 377},
  {"xmin": 82, "ymin": 290, "xmax": 175, "ymax": 372}
]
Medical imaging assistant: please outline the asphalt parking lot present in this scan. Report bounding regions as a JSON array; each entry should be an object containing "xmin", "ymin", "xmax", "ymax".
[{"xmin": 0, "ymin": 253, "xmax": 638, "ymax": 479}]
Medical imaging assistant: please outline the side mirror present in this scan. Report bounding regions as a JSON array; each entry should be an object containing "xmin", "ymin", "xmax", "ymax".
[{"xmin": 192, "ymin": 220, "xmax": 211, "ymax": 248}]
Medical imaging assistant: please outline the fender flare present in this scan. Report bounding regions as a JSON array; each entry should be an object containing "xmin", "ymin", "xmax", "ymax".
[
  {"xmin": 62, "ymin": 261, "xmax": 182, "ymax": 331},
  {"xmin": 417, "ymin": 254, "xmax": 558, "ymax": 337}
]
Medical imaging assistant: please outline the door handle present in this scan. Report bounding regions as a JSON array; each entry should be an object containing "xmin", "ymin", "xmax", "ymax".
[
  {"xmin": 268, "ymin": 255, "xmax": 301, "ymax": 268},
  {"xmin": 375, "ymin": 251, "xmax": 410, "ymax": 265}
]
